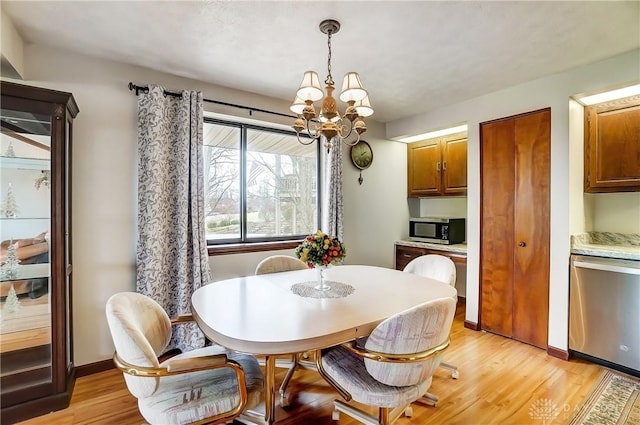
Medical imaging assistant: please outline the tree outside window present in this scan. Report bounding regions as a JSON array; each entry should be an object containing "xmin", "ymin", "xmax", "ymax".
[{"xmin": 203, "ymin": 120, "xmax": 319, "ymax": 243}]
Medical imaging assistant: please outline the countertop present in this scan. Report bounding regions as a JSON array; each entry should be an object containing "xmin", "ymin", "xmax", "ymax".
[
  {"xmin": 395, "ymin": 239, "xmax": 468, "ymax": 255},
  {"xmin": 570, "ymin": 232, "xmax": 640, "ymax": 261}
]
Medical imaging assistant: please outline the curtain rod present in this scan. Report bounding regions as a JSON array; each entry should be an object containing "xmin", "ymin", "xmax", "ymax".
[{"xmin": 127, "ymin": 82, "xmax": 296, "ymax": 119}]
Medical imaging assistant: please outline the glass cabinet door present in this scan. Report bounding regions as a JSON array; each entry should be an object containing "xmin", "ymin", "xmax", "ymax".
[{"xmin": 0, "ymin": 105, "xmax": 53, "ymax": 399}]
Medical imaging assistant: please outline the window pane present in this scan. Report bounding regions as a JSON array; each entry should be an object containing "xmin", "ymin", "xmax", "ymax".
[
  {"xmin": 203, "ymin": 122, "xmax": 240, "ymax": 240},
  {"xmin": 246, "ymin": 129, "xmax": 317, "ymax": 238}
]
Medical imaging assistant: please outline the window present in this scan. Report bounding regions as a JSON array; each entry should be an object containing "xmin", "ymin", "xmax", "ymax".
[{"xmin": 203, "ymin": 118, "xmax": 320, "ymax": 244}]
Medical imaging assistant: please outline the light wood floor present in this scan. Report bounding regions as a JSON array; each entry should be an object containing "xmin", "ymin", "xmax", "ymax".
[{"xmin": 18, "ymin": 303, "xmax": 604, "ymax": 425}]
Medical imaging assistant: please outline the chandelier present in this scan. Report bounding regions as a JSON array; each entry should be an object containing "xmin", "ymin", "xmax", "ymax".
[{"xmin": 290, "ymin": 19, "xmax": 374, "ymax": 153}]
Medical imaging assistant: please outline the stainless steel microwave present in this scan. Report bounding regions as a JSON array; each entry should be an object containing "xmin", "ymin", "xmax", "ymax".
[{"xmin": 409, "ymin": 217, "xmax": 466, "ymax": 244}]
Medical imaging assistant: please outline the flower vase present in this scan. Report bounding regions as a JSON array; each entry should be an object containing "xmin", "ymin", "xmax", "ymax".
[{"xmin": 315, "ymin": 265, "xmax": 331, "ymax": 291}]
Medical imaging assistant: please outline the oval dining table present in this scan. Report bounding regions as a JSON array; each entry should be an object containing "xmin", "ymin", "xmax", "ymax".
[{"xmin": 191, "ymin": 264, "xmax": 457, "ymax": 425}]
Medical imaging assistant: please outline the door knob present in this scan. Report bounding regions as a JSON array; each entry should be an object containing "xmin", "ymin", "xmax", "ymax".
[{"xmin": 518, "ymin": 241, "xmax": 526, "ymax": 247}]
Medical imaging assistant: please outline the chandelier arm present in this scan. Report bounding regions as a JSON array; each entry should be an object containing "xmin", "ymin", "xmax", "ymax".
[
  {"xmin": 341, "ymin": 133, "xmax": 361, "ymax": 147},
  {"xmin": 295, "ymin": 132, "xmax": 318, "ymax": 146},
  {"xmin": 297, "ymin": 119, "xmax": 322, "ymax": 145},
  {"xmin": 335, "ymin": 120, "xmax": 361, "ymax": 147},
  {"xmin": 307, "ymin": 118, "xmax": 323, "ymax": 138},
  {"xmin": 336, "ymin": 120, "xmax": 354, "ymax": 140}
]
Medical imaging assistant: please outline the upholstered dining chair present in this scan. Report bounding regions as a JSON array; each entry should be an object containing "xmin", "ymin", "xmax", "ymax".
[
  {"xmin": 403, "ymin": 254, "xmax": 460, "ymax": 380},
  {"xmin": 254, "ymin": 254, "xmax": 308, "ymax": 275},
  {"xmin": 254, "ymin": 254, "xmax": 309, "ymax": 407},
  {"xmin": 316, "ymin": 297, "xmax": 457, "ymax": 425},
  {"xmin": 105, "ymin": 292, "xmax": 264, "ymax": 425}
]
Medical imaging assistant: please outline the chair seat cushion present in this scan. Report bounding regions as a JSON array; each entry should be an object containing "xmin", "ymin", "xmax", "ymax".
[
  {"xmin": 138, "ymin": 345, "xmax": 264, "ymax": 425},
  {"xmin": 321, "ymin": 345, "xmax": 432, "ymax": 408}
]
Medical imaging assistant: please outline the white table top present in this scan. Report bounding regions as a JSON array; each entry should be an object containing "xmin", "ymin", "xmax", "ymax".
[{"xmin": 191, "ymin": 264, "xmax": 457, "ymax": 355}]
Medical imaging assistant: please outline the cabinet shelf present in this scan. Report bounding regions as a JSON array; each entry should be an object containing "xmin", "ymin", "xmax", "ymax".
[
  {"xmin": 0, "ymin": 264, "xmax": 49, "ymax": 282},
  {"xmin": 1, "ymin": 217, "xmax": 50, "ymax": 221},
  {"xmin": 0, "ymin": 156, "xmax": 50, "ymax": 171}
]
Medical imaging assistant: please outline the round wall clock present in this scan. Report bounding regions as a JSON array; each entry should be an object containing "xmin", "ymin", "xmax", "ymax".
[
  {"xmin": 350, "ymin": 140, "xmax": 373, "ymax": 184},
  {"xmin": 350, "ymin": 140, "xmax": 373, "ymax": 169}
]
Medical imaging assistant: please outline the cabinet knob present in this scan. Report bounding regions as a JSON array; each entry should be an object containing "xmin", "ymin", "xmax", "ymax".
[
  {"xmin": 518, "ymin": 241, "xmax": 526, "ymax": 247},
  {"xmin": 436, "ymin": 161, "xmax": 441, "ymax": 172}
]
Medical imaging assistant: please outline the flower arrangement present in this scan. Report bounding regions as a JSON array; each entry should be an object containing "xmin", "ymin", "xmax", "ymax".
[{"xmin": 295, "ymin": 230, "xmax": 346, "ymax": 268}]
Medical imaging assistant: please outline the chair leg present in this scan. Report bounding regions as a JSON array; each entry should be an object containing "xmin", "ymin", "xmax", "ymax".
[
  {"xmin": 332, "ymin": 400, "xmax": 410, "ymax": 425},
  {"xmin": 333, "ymin": 400, "xmax": 379, "ymax": 425},
  {"xmin": 417, "ymin": 391, "xmax": 439, "ymax": 407},
  {"xmin": 278, "ymin": 354, "xmax": 299, "ymax": 407},
  {"xmin": 440, "ymin": 361, "xmax": 459, "ymax": 379}
]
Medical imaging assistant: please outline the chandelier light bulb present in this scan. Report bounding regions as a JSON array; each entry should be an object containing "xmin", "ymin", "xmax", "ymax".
[
  {"xmin": 290, "ymin": 96, "xmax": 306, "ymax": 115},
  {"xmin": 340, "ymin": 72, "xmax": 367, "ymax": 103},
  {"xmin": 354, "ymin": 95, "xmax": 374, "ymax": 118},
  {"xmin": 296, "ymin": 71, "xmax": 323, "ymax": 102}
]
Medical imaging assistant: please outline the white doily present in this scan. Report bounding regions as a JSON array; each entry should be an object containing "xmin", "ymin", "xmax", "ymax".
[{"xmin": 290, "ymin": 281, "xmax": 355, "ymax": 299}]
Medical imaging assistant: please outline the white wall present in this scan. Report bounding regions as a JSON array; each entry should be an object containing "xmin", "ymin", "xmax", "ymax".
[
  {"xmin": 586, "ymin": 193, "xmax": 640, "ymax": 234},
  {"xmin": 341, "ymin": 120, "xmax": 408, "ymax": 267},
  {"xmin": 14, "ymin": 43, "xmax": 405, "ymax": 365},
  {"xmin": 0, "ymin": 11, "xmax": 24, "ymax": 78},
  {"xmin": 387, "ymin": 49, "xmax": 640, "ymax": 352}
]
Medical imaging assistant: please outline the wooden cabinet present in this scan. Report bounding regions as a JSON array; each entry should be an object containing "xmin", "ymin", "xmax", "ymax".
[
  {"xmin": 394, "ymin": 244, "xmax": 467, "ymax": 271},
  {"xmin": 407, "ymin": 133, "xmax": 467, "ymax": 197},
  {"xmin": 479, "ymin": 108, "xmax": 550, "ymax": 350},
  {"xmin": 584, "ymin": 95, "xmax": 640, "ymax": 193},
  {"xmin": 1, "ymin": 81, "xmax": 78, "ymax": 423}
]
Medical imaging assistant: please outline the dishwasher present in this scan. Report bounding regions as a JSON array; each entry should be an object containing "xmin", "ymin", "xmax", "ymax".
[{"xmin": 569, "ymin": 255, "xmax": 640, "ymax": 374}]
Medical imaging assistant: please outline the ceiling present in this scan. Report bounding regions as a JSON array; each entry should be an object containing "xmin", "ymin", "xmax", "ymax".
[{"xmin": 2, "ymin": 1, "xmax": 639, "ymax": 124}]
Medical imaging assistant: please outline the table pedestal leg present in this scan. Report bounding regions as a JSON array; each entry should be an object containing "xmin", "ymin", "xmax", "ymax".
[{"xmin": 265, "ymin": 355, "xmax": 276, "ymax": 424}]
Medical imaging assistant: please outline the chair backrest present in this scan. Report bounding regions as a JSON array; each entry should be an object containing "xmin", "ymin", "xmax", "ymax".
[
  {"xmin": 403, "ymin": 254, "xmax": 456, "ymax": 286},
  {"xmin": 255, "ymin": 255, "xmax": 308, "ymax": 275},
  {"xmin": 105, "ymin": 292, "xmax": 172, "ymax": 398},
  {"xmin": 363, "ymin": 297, "xmax": 456, "ymax": 387}
]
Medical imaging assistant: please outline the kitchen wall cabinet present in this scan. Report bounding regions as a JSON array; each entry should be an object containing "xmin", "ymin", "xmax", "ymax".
[
  {"xmin": 407, "ymin": 132, "xmax": 467, "ymax": 197},
  {"xmin": 584, "ymin": 95, "xmax": 640, "ymax": 193},
  {"xmin": 0, "ymin": 81, "xmax": 78, "ymax": 424},
  {"xmin": 479, "ymin": 108, "xmax": 550, "ymax": 350}
]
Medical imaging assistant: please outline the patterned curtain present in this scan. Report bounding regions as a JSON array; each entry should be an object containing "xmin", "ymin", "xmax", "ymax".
[
  {"xmin": 136, "ymin": 85, "xmax": 212, "ymax": 352},
  {"xmin": 323, "ymin": 136, "xmax": 344, "ymax": 240}
]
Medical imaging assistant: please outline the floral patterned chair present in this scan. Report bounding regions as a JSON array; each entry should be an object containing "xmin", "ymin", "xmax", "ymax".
[
  {"xmin": 316, "ymin": 297, "xmax": 457, "ymax": 425},
  {"xmin": 254, "ymin": 254, "xmax": 309, "ymax": 407},
  {"xmin": 105, "ymin": 292, "xmax": 264, "ymax": 425},
  {"xmin": 403, "ymin": 254, "xmax": 460, "ymax": 380}
]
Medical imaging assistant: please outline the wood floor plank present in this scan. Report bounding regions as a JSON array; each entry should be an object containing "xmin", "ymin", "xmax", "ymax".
[{"xmin": 16, "ymin": 303, "xmax": 604, "ymax": 424}]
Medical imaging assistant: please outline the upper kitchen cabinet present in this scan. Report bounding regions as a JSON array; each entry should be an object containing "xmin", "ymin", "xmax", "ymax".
[
  {"xmin": 0, "ymin": 81, "xmax": 78, "ymax": 423},
  {"xmin": 584, "ymin": 94, "xmax": 640, "ymax": 193},
  {"xmin": 407, "ymin": 132, "xmax": 467, "ymax": 197}
]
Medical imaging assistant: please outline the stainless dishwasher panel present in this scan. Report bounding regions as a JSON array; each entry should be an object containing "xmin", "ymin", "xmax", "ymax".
[{"xmin": 569, "ymin": 255, "xmax": 640, "ymax": 372}]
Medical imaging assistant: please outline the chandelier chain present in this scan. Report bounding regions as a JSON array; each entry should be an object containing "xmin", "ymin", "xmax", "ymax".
[{"xmin": 325, "ymin": 29, "xmax": 334, "ymax": 86}]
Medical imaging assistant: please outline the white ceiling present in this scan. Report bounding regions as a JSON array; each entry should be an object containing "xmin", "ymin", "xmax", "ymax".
[{"xmin": 2, "ymin": 1, "xmax": 639, "ymax": 123}]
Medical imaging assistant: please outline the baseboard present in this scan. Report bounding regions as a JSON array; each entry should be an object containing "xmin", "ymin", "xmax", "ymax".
[
  {"xmin": 547, "ymin": 345, "xmax": 569, "ymax": 361},
  {"xmin": 75, "ymin": 359, "xmax": 114, "ymax": 377},
  {"xmin": 464, "ymin": 320, "xmax": 480, "ymax": 331}
]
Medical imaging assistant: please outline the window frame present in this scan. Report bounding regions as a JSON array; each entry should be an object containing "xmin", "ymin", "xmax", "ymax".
[{"xmin": 203, "ymin": 117, "xmax": 322, "ymax": 251}]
